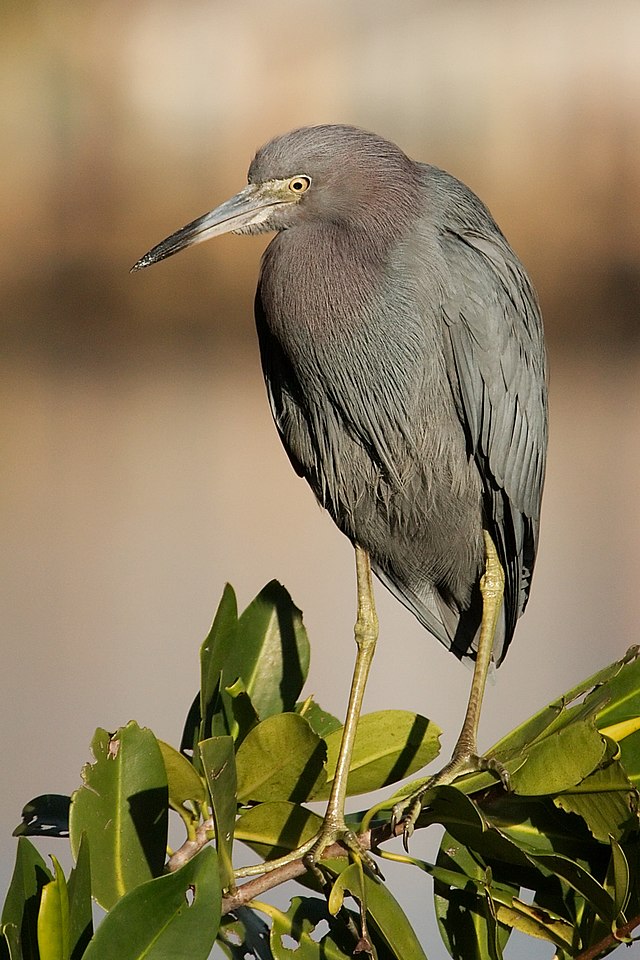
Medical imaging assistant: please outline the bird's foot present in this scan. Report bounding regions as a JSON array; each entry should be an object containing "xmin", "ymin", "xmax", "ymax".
[
  {"xmin": 233, "ymin": 815, "xmax": 380, "ymax": 882},
  {"xmin": 391, "ymin": 750, "xmax": 510, "ymax": 847},
  {"xmin": 303, "ymin": 814, "xmax": 381, "ymax": 883}
]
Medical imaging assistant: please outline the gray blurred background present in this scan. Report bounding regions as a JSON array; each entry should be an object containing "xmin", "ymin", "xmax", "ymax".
[{"xmin": 2, "ymin": 1, "xmax": 639, "ymax": 956}]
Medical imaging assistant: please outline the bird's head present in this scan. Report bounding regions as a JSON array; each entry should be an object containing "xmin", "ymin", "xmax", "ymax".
[{"xmin": 131, "ymin": 125, "xmax": 419, "ymax": 271}]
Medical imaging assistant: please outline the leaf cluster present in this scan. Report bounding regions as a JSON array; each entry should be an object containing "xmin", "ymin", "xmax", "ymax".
[{"xmin": 2, "ymin": 582, "xmax": 640, "ymax": 960}]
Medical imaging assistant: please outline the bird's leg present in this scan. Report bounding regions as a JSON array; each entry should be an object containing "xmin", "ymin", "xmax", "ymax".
[
  {"xmin": 232, "ymin": 547, "xmax": 379, "ymax": 883},
  {"xmin": 392, "ymin": 530, "xmax": 509, "ymax": 841},
  {"xmin": 304, "ymin": 544, "xmax": 380, "ymax": 870}
]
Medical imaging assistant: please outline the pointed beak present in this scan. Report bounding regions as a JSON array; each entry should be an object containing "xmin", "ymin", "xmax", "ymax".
[{"xmin": 131, "ymin": 183, "xmax": 283, "ymax": 272}]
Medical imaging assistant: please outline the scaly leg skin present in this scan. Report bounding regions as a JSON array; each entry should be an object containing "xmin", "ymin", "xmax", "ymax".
[
  {"xmin": 392, "ymin": 530, "xmax": 510, "ymax": 846},
  {"xmin": 232, "ymin": 546, "xmax": 380, "ymax": 883},
  {"xmin": 303, "ymin": 545, "xmax": 380, "ymax": 876}
]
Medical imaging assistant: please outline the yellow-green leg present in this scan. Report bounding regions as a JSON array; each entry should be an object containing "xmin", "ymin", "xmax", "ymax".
[
  {"xmin": 304, "ymin": 544, "xmax": 379, "ymax": 867},
  {"xmin": 234, "ymin": 544, "xmax": 379, "ymax": 880},
  {"xmin": 392, "ymin": 530, "xmax": 508, "ymax": 841}
]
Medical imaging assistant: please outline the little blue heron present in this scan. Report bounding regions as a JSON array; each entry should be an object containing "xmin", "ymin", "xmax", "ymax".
[{"xmin": 133, "ymin": 124, "xmax": 547, "ymax": 864}]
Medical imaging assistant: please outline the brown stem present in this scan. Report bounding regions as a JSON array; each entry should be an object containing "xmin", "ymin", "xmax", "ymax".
[
  {"xmin": 166, "ymin": 816, "xmax": 398, "ymax": 906},
  {"xmin": 573, "ymin": 914, "xmax": 640, "ymax": 960},
  {"xmin": 165, "ymin": 818, "xmax": 215, "ymax": 873},
  {"xmin": 221, "ymin": 823, "xmax": 395, "ymax": 914}
]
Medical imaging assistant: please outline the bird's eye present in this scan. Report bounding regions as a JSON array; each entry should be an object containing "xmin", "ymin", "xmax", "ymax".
[{"xmin": 288, "ymin": 176, "xmax": 311, "ymax": 194}]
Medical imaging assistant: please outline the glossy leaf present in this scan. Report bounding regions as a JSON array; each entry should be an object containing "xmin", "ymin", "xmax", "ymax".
[
  {"xmin": 13, "ymin": 796, "xmax": 70, "ymax": 839},
  {"xmin": 217, "ymin": 908, "xmax": 273, "ymax": 959},
  {"xmin": 82, "ymin": 848, "xmax": 220, "ymax": 960},
  {"xmin": 222, "ymin": 677, "xmax": 261, "ymax": 745},
  {"xmin": 327, "ymin": 861, "xmax": 366, "ymax": 917},
  {"xmin": 474, "ymin": 793, "xmax": 599, "ymax": 863},
  {"xmin": 434, "ymin": 832, "xmax": 512, "ymax": 960},
  {"xmin": 235, "ymin": 802, "xmax": 322, "ymax": 860},
  {"xmin": 526, "ymin": 852, "xmax": 616, "ymax": 924},
  {"xmin": 2, "ymin": 837, "xmax": 53, "ymax": 960},
  {"xmin": 593, "ymin": 653, "xmax": 640, "ymax": 785},
  {"xmin": 231, "ymin": 582, "xmax": 310, "ymax": 721},
  {"xmin": 0, "ymin": 924, "xmax": 20, "ymax": 960},
  {"xmin": 235, "ymin": 714, "xmax": 326, "ymax": 803},
  {"xmin": 607, "ymin": 837, "xmax": 630, "ymax": 919},
  {"xmin": 317, "ymin": 710, "xmax": 441, "ymax": 800},
  {"xmin": 69, "ymin": 723, "xmax": 168, "ymax": 909},
  {"xmin": 197, "ymin": 583, "xmax": 311, "ymax": 743},
  {"xmin": 295, "ymin": 699, "xmax": 342, "ymax": 739},
  {"xmin": 199, "ymin": 736, "xmax": 237, "ymax": 889},
  {"xmin": 493, "ymin": 898, "xmax": 575, "ymax": 951},
  {"xmin": 158, "ymin": 740, "xmax": 206, "ymax": 812},
  {"xmin": 200, "ymin": 585, "xmax": 239, "ymax": 723},
  {"xmin": 67, "ymin": 835, "xmax": 92, "ymax": 960},
  {"xmin": 509, "ymin": 720, "xmax": 606, "ymax": 796},
  {"xmin": 589, "ymin": 648, "xmax": 640, "ymax": 725},
  {"xmin": 199, "ymin": 584, "xmax": 240, "ymax": 743},
  {"xmin": 37, "ymin": 856, "xmax": 70, "ymax": 960},
  {"xmin": 348, "ymin": 869, "xmax": 429, "ymax": 960},
  {"xmin": 268, "ymin": 898, "xmax": 352, "ymax": 960},
  {"xmin": 553, "ymin": 761, "xmax": 637, "ymax": 841},
  {"xmin": 488, "ymin": 648, "xmax": 639, "ymax": 764}
]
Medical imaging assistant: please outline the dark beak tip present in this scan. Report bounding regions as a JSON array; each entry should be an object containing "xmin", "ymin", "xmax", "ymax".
[{"xmin": 130, "ymin": 255, "xmax": 152, "ymax": 273}]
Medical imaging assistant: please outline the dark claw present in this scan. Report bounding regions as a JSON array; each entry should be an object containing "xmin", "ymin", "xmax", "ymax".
[
  {"xmin": 484, "ymin": 755, "xmax": 511, "ymax": 791},
  {"xmin": 402, "ymin": 821, "xmax": 414, "ymax": 852}
]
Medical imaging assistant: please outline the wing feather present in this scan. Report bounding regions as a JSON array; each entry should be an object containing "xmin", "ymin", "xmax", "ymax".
[{"xmin": 441, "ymin": 227, "xmax": 547, "ymax": 660}]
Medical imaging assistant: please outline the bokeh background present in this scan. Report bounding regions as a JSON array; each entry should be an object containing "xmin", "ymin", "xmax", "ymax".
[{"xmin": 2, "ymin": 1, "xmax": 639, "ymax": 956}]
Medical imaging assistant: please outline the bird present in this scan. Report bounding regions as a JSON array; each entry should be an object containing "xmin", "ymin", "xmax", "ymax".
[{"xmin": 132, "ymin": 124, "xmax": 547, "ymax": 863}]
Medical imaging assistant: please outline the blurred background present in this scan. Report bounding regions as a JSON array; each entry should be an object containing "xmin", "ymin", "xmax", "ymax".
[{"xmin": 2, "ymin": 0, "xmax": 639, "ymax": 956}]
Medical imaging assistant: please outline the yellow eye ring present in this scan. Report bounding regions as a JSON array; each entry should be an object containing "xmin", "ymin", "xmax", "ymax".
[{"xmin": 288, "ymin": 176, "xmax": 311, "ymax": 194}]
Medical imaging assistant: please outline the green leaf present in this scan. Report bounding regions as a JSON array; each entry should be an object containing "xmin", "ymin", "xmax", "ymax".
[
  {"xmin": 235, "ymin": 714, "xmax": 326, "ymax": 803},
  {"xmin": 357, "ymin": 872, "xmax": 429, "ymax": 960},
  {"xmin": 475, "ymin": 793, "xmax": 598, "ymax": 863},
  {"xmin": 317, "ymin": 711, "xmax": 441, "ymax": 800},
  {"xmin": 199, "ymin": 584, "xmax": 239, "ymax": 743},
  {"xmin": 37, "ymin": 857, "xmax": 70, "ymax": 960},
  {"xmin": 492, "ymin": 899, "xmax": 575, "ymax": 951},
  {"xmin": 509, "ymin": 720, "xmax": 606, "ymax": 796},
  {"xmin": 222, "ymin": 677, "xmax": 261, "ymax": 745},
  {"xmin": 526, "ymin": 852, "xmax": 617, "ymax": 925},
  {"xmin": 589, "ymin": 647, "xmax": 640, "ymax": 727},
  {"xmin": 158, "ymin": 740, "xmax": 206, "ymax": 813},
  {"xmin": 180, "ymin": 692, "xmax": 203, "ymax": 760},
  {"xmin": 593, "ymin": 652, "xmax": 640, "ymax": 785},
  {"xmin": 295, "ymin": 699, "xmax": 342, "ymax": 739},
  {"xmin": 2, "ymin": 837, "xmax": 53, "ymax": 960},
  {"xmin": 69, "ymin": 722, "xmax": 168, "ymax": 910},
  {"xmin": 487, "ymin": 706, "xmax": 563, "ymax": 765},
  {"xmin": 197, "ymin": 583, "xmax": 311, "ymax": 743},
  {"xmin": 0, "ymin": 924, "xmax": 21, "ymax": 960},
  {"xmin": 488, "ymin": 648, "xmax": 638, "ymax": 764},
  {"xmin": 421, "ymin": 787, "xmax": 549, "ymax": 881},
  {"xmin": 434, "ymin": 832, "xmax": 512, "ymax": 960},
  {"xmin": 67, "ymin": 836, "xmax": 92, "ymax": 960},
  {"xmin": 607, "ymin": 837, "xmax": 630, "ymax": 919},
  {"xmin": 553, "ymin": 761, "xmax": 637, "ymax": 841},
  {"xmin": 217, "ymin": 908, "xmax": 273, "ymax": 959},
  {"xmin": 327, "ymin": 861, "xmax": 366, "ymax": 917},
  {"xmin": 232, "ymin": 582, "xmax": 310, "ymax": 721},
  {"xmin": 235, "ymin": 802, "xmax": 322, "ymax": 861},
  {"xmin": 267, "ymin": 898, "xmax": 352, "ymax": 960},
  {"xmin": 82, "ymin": 848, "xmax": 220, "ymax": 960},
  {"xmin": 199, "ymin": 736, "xmax": 237, "ymax": 889},
  {"xmin": 12, "ymin": 796, "xmax": 70, "ymax": 839}
]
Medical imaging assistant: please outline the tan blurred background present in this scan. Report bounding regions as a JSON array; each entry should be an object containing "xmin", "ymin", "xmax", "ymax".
[{"xmin": 2, "ymin": 1, "xmax": 640, "ymax": 956}]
